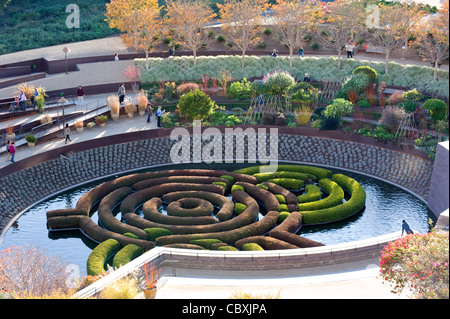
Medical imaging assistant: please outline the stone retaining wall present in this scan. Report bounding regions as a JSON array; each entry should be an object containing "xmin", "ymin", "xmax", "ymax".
[{"xmin": 0, "ymin": 130, "xmax": 434, "ymax": 233}]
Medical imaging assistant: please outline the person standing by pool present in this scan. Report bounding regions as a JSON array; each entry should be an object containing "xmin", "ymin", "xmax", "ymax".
[{"xmin": 402, "ymin": 220, "xmax": 414, "ymax": 236}]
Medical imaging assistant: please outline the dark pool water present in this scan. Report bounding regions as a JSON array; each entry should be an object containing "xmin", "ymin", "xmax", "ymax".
[{"xmin": 0, "ymin": 162, "xmax": 435, "ymax": 276}]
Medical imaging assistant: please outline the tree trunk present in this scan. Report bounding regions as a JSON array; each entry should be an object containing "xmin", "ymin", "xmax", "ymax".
[
  {"xmin": 289, "ymin": 47, "xmax": 293, "ymax": 69},
  {"xmin": 145, "ymin": 50, "xmax": 149, "ymax": 70},
  {"xmin": 241, "ymin": 50, "xmax": 246, "ymax": 69},
  {"xmin": 385, "ymin": 50, "xmax": 390, "ymax": 74},
  {"xmin": 434, "ymin": 61, "xmax": 438, "ymax": 81},
  {"xmin": 193, "ymin": 48, "xmax": 197, "ymax": 66},
  {"xmin": 337, "ymin": 49, "xmax": 342, "ymax": 70}
]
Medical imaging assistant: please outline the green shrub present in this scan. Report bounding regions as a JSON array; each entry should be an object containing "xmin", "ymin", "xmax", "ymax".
[
  {"xmin": 87, "ymin": 239, "xmax": 121, "ymax": 276},
  {"xmin": 268, "ymin": 178, "xmax": 304, "ymax": 190},
  {"xmin": 122, "ymin": 232, "xmax": 140, "ymax": 239},
  {"xmin": 352, "ymin": 66, "xmax": 377, "ymax": 83},
  {"xmin": 220, "ymin": 175, "xmax": 235, "ymax": 184},
  {"xmin": 297, "ymin": 184, "xmax": 322, "ymax": 203},
  {"xmin": 301, "ymin": 174, "xmax": 366, "ymax": 224},
  {"xmin": 357, "ymin": 99, "xmax": 372, "ymax": 108},
  {"xmin": 278, "ymin": 204, "xmax": 288, "ymax": 212},
  {"xmin": 241, "ymin": 243, "xmax": 264, "ymax": 251},
  {"xmin": 235, "ymin": 164, "xmax": 332, "ymax": 180},
  {"xmin": 278, "ymin": 211, "xmax": 290, "ymax": 223},
  {"xmin": 212, "ymin": 181, "xmax": 228, "ymax": 189},
  {"xmin": 231, "ymin": 185, "xmax": 245, "ymax": 193},
  {"xmin": 25, "ymin": 134, "xmax": 37, "ymax": 143},
  {"xmin": 402, "ymin": 88, "xmax": 424, "ymax": 102},
  {"xmin": 262, "ymin": 70, "xmax": 296, "ymax": 95},
  {"xmin": 298, "ymin": 179, "xmax": 344, "ymax": 211},
  {"xmin": 144, "ymin": 228, "xmax": 174, "ymax": 241},
  {"xmin": 177, "ymin": 89, "xmax": 215, "ymax": 121},
  {"xmin": 234, "ymin": 203, "xmax": 247, "ymax": 215},
  {"xmin": 424, "ymin": 98, "xmax": 447, "ymax": 122},
  {"xmin": 323, "ymin": 98, "xmax": 354, "ymax": 119},
  {"xmin": 253, "ymin": 171, "xmax": 315, "ymax": 183},
  {"xmin": 227, "ymin": 78, "xmax": 255, "ymax": 99},
  {"xmin": 112, "ymin": 244, "xmax": 142, "ymax": 269},
  {"xmin": 256, "ymin": 183, "xmax": 269, "ymax": 190},
  {"xmin": 218, "ymin": 245, "xmax": 238, "ymax": 251},
  {"xmin": 190, "ymin": 239, "xmax": 223, "ymax": 249},
  {"xmin": 275, "ymin": 194, "xmax": 286, "ymax": 204}
]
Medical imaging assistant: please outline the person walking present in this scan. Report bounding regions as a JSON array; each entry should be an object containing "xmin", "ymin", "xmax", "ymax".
[
  {"xmin": 19, "ymin": 91, "xmax": 27, "ymax": 110},
  {"xmin": 155, "ymin": 106, "xmax": 165, "ymax": 128},
  {"xmin": 64, "ymin": 123, "xmax": 72, "ymax": 144},
  {"xmin": 77, "ymin": 85, "xmax": 85, "ymax": 105},
  {"xmin": 115, "ymin": 53, "xmax": 120, "ymax": 61},
  {"xmin": 9, "ymin": 141, "xmax": 15, "ymax": 163},
  {"xmin": 5, "ymin": 140, "xmax": 12, "ymax": 162},
  {"xmin": 298, "ymin": 46, "xmax": 304, "ymax": 58},
  {"xmin": 146, "ymin": 103, "xmax": 152, "ymax": 124},
  {"xmin": 401, "ymin": 220, "xmax": 414, "ymax": 236},
  {"xmin": 118, "ymin": 84, "xmax": 126, "ymax": 105}
]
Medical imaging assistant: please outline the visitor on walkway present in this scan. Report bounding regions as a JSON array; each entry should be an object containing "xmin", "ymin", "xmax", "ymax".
[
  {"xmin": 33, "ymin": 88, "xmax": 39, "ymax": 108},
  {"xmin": 146, "ymin": 103, "xmax": 152, "ymax": 123},
  {"xmin": 9, "ymin": 141, "xmax": 15, "ymax": 163},
  {"xmin": 401, "ymin": 220, "xmax": 414, "ymax": 236},
  {"xmin": 64, "ymin": 123, "xmax": 72, "ymax": 144},
  {"xmin": 77, "ymin": 86, "xmax": 85, "ymax": 105},
  {"xmin": 270, "ymin": 48, "xmax": 279, "ymax": 57},
  {"xmin": 5, "ymin": 140, "xmax": 12, "ymax": 162},
  {"xmin": 169, "ymin": 46, "xmax": 175, "ymax": 57},
  {"xmin": 298, "ymin": 46, "xmax": 304, "ymax": 57},
  {"xmin": 346, "ymin": 42, "xmax": 354, "ymax": 58},
  {"xmin": 19, "ymin": 91, "xmax": 27, "ymax": 110},
  {"xmin": 303, "ymin": 73, "xmax": 311, "ymax": 83},
  {"xmin": 257, "ymin": 94, "xmax": 264, "ymax": 107},
  {"xmin": 155, "ymin": 106, "xmax": 165, "ymax": 128},
  {"xmin": 118, "ymin": 84, "xmax": 126, "ymax": 105},
  {"xmin": 115, "ymin": 53, "xmax": 120, "ymax": 61}
]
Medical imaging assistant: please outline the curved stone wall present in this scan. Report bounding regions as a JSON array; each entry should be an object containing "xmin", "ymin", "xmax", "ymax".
[{"xmin": 0, "ymin": 128, "xmax": 433, "ymax": 233}]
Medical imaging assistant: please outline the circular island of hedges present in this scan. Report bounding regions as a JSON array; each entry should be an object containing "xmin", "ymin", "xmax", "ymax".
[{"xmin": 46, "ymin": 165, "xmax": 366, "ymax": 275}]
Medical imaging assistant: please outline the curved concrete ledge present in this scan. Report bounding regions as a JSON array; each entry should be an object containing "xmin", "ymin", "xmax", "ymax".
[{"xmin": 74, "ymin": 231, "xmax": 401, "ymax": 298}]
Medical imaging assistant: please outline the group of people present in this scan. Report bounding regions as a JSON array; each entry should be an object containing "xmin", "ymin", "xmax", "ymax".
[
  {"xmin": 269, "ymin": 47, "xmax": 305, "ymax": 58},
  {"xmin": 9, "ymin": 89, "xmax": 39, "ymax": 112},
  {"xmin": 345, "ymin": 41, "xmax": 356, "ymax": 59},
  {"xmin": 5, "ymin": 140, "xmax": 16, "ymax": 163}
]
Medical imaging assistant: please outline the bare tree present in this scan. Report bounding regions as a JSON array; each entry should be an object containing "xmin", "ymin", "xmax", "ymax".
[
  {"xmin": 315, "ymin": 0, "xmax": 365, "ymax": 70},
  {"xmin": 218, "ymin": 0, "xmax": 269, "ymax": 69},
  {"xmin": 369, "ymin": 3, "xmax": 417, "ymax": 74},
  {"xmin": 272, "ymin": 0, "xmax": 319, "ymax": 68},
  {"xmin": 0, "ymin": 245, "xmax": 68, "ymax": 297},
  {"xmin": 416, "ymin": 0, "xmax": 449, "ymax": 80},
  {"xmin": 165, "ymin": 0, "xmax": 216, "ymax": 66}
]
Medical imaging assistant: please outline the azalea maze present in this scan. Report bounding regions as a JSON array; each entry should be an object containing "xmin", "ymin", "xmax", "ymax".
[{"xmin": 46, "ymin": 165, "xmax": 366, "ymax": 275}]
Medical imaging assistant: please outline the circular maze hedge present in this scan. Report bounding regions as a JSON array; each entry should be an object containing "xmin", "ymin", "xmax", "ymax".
[{"xmin": 46, "ymin": 166, "xmax": 366, "ymax": 275}]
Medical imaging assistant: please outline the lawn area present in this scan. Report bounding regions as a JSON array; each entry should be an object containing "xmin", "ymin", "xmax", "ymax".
[{"xmin": 0, "ymin": 0, "xmax": 116, "ymax": 55}]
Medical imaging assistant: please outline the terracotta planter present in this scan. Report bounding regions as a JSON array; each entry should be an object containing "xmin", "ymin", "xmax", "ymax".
[
  {"xmin": 111, "ymin": 113, "xmax": 120, "ymax": 121},
  {"xmin": 127, "ymin": 113, "xmax": 134, "ymax": 118},
  {"xmin": 143, "ymin": 287, "xmax": 157, "ymax": 299},
  {"xmin": 139, "ymin": 110, "xmax": 145, "ymax": 117},
  {"xmin": 97, "ymin": 122, "xmax": 106, "ymax": 127}
]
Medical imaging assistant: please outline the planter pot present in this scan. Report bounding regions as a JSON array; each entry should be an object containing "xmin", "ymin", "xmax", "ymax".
[
  {"xmin": 127, "ymin": 113, "xmax": 134, "ymax": 118},
  {"xmin": 27, "ymin": 142, "xmax": 35, "ymax": 147},
  {"xmin": 5, "ymin": 133, "xmax": 15, "ymax": 141},
  {"xmin": 97, "ymin": 122, "xmax": 106, "ymax": 127},
  {"xmin": 143, "ymin": 287, "xmax": 157, "ymax": 299},
  {"xmin": 139, "ymin": 110, "xmax": 145, "ymax": 117},
  {"xmin": 111, "ymin": 113, "xmax": 120, "ymax": 121},
  {"xmin": 76, "ymin": 127, "xmax": 83, "ymax": 134}
]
